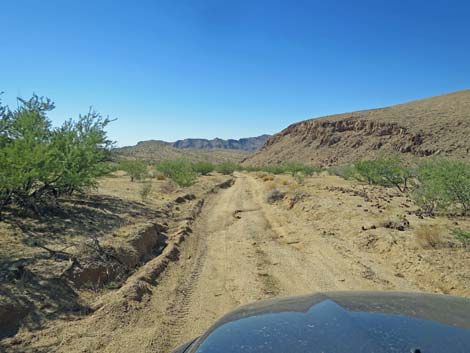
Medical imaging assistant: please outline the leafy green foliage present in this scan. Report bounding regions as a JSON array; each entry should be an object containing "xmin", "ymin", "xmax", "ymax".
[
  {"xmin": 327, "ymin": 164, "xmax": 356, "ymax": 179},
  {"xmin": 157, "ymin": 159, "xmax": 196, "ymax": 187},
  {"xmin": 191, "ymin": 161, "xmax": 215, "ymax": 175},
  {"xmin": 241, "ymin": 162, "xmax": 321, "ymax": 176},
  {"xmin": 355, "ymin": 156, "xmax": 412, "ymax": 192},
  {"xmin": 0, "ymin": 95, "xmax": 113, "ymax": 214},
  {"xmin": 119, "ymin": 160, "xmax": 148, "ymax": 182},
  {"xmin": 451, "ymin": 228, "xmax": 470, "ymax": 243},
  {"xmin": 413, "ymin": 159, "xmax": 470, "ymax": 215},
  {"xmin": 215, "ymin": 161, "xmax": 240, "ymax": 175}
]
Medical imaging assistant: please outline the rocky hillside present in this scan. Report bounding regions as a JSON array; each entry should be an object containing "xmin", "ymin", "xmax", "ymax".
[
  {"xmin": 168, "ymin": 135, "xmax": 270, "ymax": 152},
  {"xmin": 245, "ymin": 90, "xmax": 470, "ymax": 166},
  {"xmin": 114, "ymin": 140, "xmax": 250, "ymax": 164}
]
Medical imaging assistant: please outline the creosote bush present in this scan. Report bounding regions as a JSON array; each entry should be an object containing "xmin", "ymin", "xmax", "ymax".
[{"xmin": 0, "ymin": 94, "xmax": 113, "ymax": 214}]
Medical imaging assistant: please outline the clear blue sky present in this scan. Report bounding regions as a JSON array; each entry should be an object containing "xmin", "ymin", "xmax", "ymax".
[{"xmin": 1, "ymin": 0, "xmax": 469, "ymax": 146}]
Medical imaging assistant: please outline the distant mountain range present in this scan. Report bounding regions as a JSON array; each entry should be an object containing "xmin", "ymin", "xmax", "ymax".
[
  {"xmin": 114, "ymin": 135, "xmax": 270, "ymax": 164},
  {"xmin": 162, "ymin": 135, "xmax": 271, "ymax": 152}
]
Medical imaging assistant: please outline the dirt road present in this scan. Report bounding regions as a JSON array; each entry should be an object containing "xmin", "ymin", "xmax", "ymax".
[{"xmin": 13, "ymin": 173, "xmax": 457, "ymax": 353}]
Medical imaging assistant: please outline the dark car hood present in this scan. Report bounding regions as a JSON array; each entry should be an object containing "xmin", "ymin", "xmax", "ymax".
[{"xmin": 186, "ymin": 292, "xmax": 470, "ymax": 353}]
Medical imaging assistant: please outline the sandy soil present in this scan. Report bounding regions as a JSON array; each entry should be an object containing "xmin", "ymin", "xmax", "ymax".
[{"xmin": 3, "ymin": 172, "xmax": 469, "ymax": 352}]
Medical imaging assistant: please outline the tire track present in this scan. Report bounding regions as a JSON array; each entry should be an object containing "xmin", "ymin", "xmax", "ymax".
[{"xmin": 148, "ymin": 211, "xmax": 209, "ymax": 353}]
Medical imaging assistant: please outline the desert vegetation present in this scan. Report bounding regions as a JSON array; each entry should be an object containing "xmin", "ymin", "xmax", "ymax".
[
  {"xmin": 2, "ymin": 96, "xmax": 470, "ymax": 352},
  {"xmin": 119, "ymin": 160, "xmax": 148, "ymax": 182},
  {"xmin": 349, "ymin": 156, "xmax": 470, "ymax": 217},
  {"xmin": 0, "ymin": 95, "xmax": 113, "ymax": 216}
]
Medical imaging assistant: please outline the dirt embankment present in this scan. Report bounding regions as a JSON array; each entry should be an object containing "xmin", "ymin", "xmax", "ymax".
[
  {"xmin": 0, "ymin": 174, "xmax": 233, "ymax": 348},
  {"xmin": 4, "ymin": 172, "xmax": 468, "ymax": 353}
]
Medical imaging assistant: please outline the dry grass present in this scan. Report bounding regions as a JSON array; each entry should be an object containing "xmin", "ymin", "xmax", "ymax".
[
  {"xmin": 160, "ymin": 180, "xmax": 177, "ymax": 194},
  {"xmin": 414, "ymin": 224, "xmax": 444, "ymax": 249},
  {"xmin": 262, "ymin": 175, "xmax": 274, "ymax": 182}
]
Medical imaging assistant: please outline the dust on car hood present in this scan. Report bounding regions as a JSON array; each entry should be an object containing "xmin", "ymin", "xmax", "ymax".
[{"xmin": 186, "ymin": 291, "xmax": 470, "ymax": 353}]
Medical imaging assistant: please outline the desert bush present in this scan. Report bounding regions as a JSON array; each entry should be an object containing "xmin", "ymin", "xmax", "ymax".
[
  {"xmin": 192, "ymin": 161, "xmax": 215, "ymax": 175},
  {"xmin": 302, "ymin": 165, "xmax": 322, "ymax": 176},
  {"xmin": 281, "ymin": 162, "xmax": 305, "ymax": 176},
  {"xmin": 294, "ymin": 173, "xmax": 305, "ymax": 184},
  {"xmin": 451, "ymin": 228, "xmax": 470, "ymax": 244},
  {"xmin": 262, "ymin": 165, "xmax": 286, "ymax": 174},
  {"xmin": 160, "ymin": 179, "xmax": 176, "ymax": 193},
  {"xmin": 0, "ymin": 95, "xmax": 113, "ymax": 214},
  {"xmin": 253, "ymin": 162, "xmax": 320, "ymax": 176},
  {"xmin": 327, "ymin": 164, "xmax": 356, "ymax": 180},
  {"xmin": 414, "ymin": 225, "xmax": 443, "ymax": 249},
  {"xmin": 242, "ymin": 165, "xmax": 262, "ymax": 172},
  {"xmin": 157, "ymin": 159, "xmax": 196, "ymax": 187},
  {"xmin": 139, "ymin": 182, "xmax": 153, "ymax": 201},
  {"xmin": 216, "ymin": 161, "xmax": 239, "ymax": 175},
  {"xmin": 119, "ymin": 160, "xmax": 148, "ymax": 182},
  {"xmin": 413, "ymin": 159, "xmax": 470, "ymax": 215},
  {"xmin": 282, "ymin": 162, "xmax": 321, "ymax": 176},
  {"xmin": 266, "ymin": 189, "xmax": 286, "ymax": 204},
  {"xmin": 355, "ymin": 156, "xmax": 412, "ymax": 192},
  {"xmin": 355, "ymin": 160, "xmax": 380, "ymax": 185}
]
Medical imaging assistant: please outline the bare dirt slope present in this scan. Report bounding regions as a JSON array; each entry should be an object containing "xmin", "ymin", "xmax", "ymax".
[
  {"xmin": 7, "ymin": 173, "xmax": 468, "ymax": 353},
  {"xmin": 245, "ymin": 90, "xmax": 470, "ymax": 166}
]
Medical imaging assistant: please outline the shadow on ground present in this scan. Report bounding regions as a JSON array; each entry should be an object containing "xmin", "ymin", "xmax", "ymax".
[{"xmin": 0, "ymin": 194, "xmax": 164, "ymax": 342}]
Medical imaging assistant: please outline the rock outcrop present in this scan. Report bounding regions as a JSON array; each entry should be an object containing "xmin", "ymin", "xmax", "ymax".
[{"xmin": 245, "ymin": 90, "xmax": 470, "ymax": 166}]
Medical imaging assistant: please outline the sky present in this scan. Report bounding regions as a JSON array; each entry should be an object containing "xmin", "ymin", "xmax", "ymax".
[{"xmin": 1, "ymin": 0, "xmax": 469, "ymax": 146}]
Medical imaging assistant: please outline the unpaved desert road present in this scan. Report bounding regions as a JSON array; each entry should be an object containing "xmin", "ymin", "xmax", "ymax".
[
  {"xmin": 102, "ymin": 173, "xmax": 418, "ymax": 353},
  {"xmin": 18, "ymin": 173, "xmax": 421, "ymax": 353}
]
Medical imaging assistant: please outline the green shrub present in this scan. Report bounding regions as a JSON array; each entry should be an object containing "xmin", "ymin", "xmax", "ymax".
[
  {"xmin": 216, "ymin": 161, "xmax": 239, "ymax": 175},
  {"xmin": 262, "ymin": 165, "xmax": 285, "ymax": 174},
  {"xmin": 253, "ymin": 162, "xmax": 320, "ymax": 176},
  {"xmin": 413, "ymin": 159, "xmax": 470, "ymax": 215},
  {"xmin": 241, "ymin": 165, "xmax": 262, "ymax": 172},
  {"xmin": 119, "ymin": 160, "xmax": 148, "ymax": 182},
  {"xmin": 191, "ymin": 161, "xmax": 215, "ymax": 175},
  {"xmin": 302, "ymin": 165, "xmax": 322, "ymax": 176},
  {"xmin": 157, "ymin": 159, "xmax": 196, "ymax": 187},
  {"xmin": 0, "ymin": 95, "xmax": 113, "ymax": 214},
  {"xmin": 451, "ymin": 228, "xmax": 470, "ymax": 243},
  {"xmin": 355, "ymin": 156, "xmax": 412, "ymax": 192},
  {"xmin": 327, "ymin": 164, "xmax": 356, "ymax": 179}
]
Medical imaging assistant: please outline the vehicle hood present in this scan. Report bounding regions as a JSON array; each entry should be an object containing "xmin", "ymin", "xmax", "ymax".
[{"xmin": 186, "ymin": 291, "xmax": 470, "ymax": 353}]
